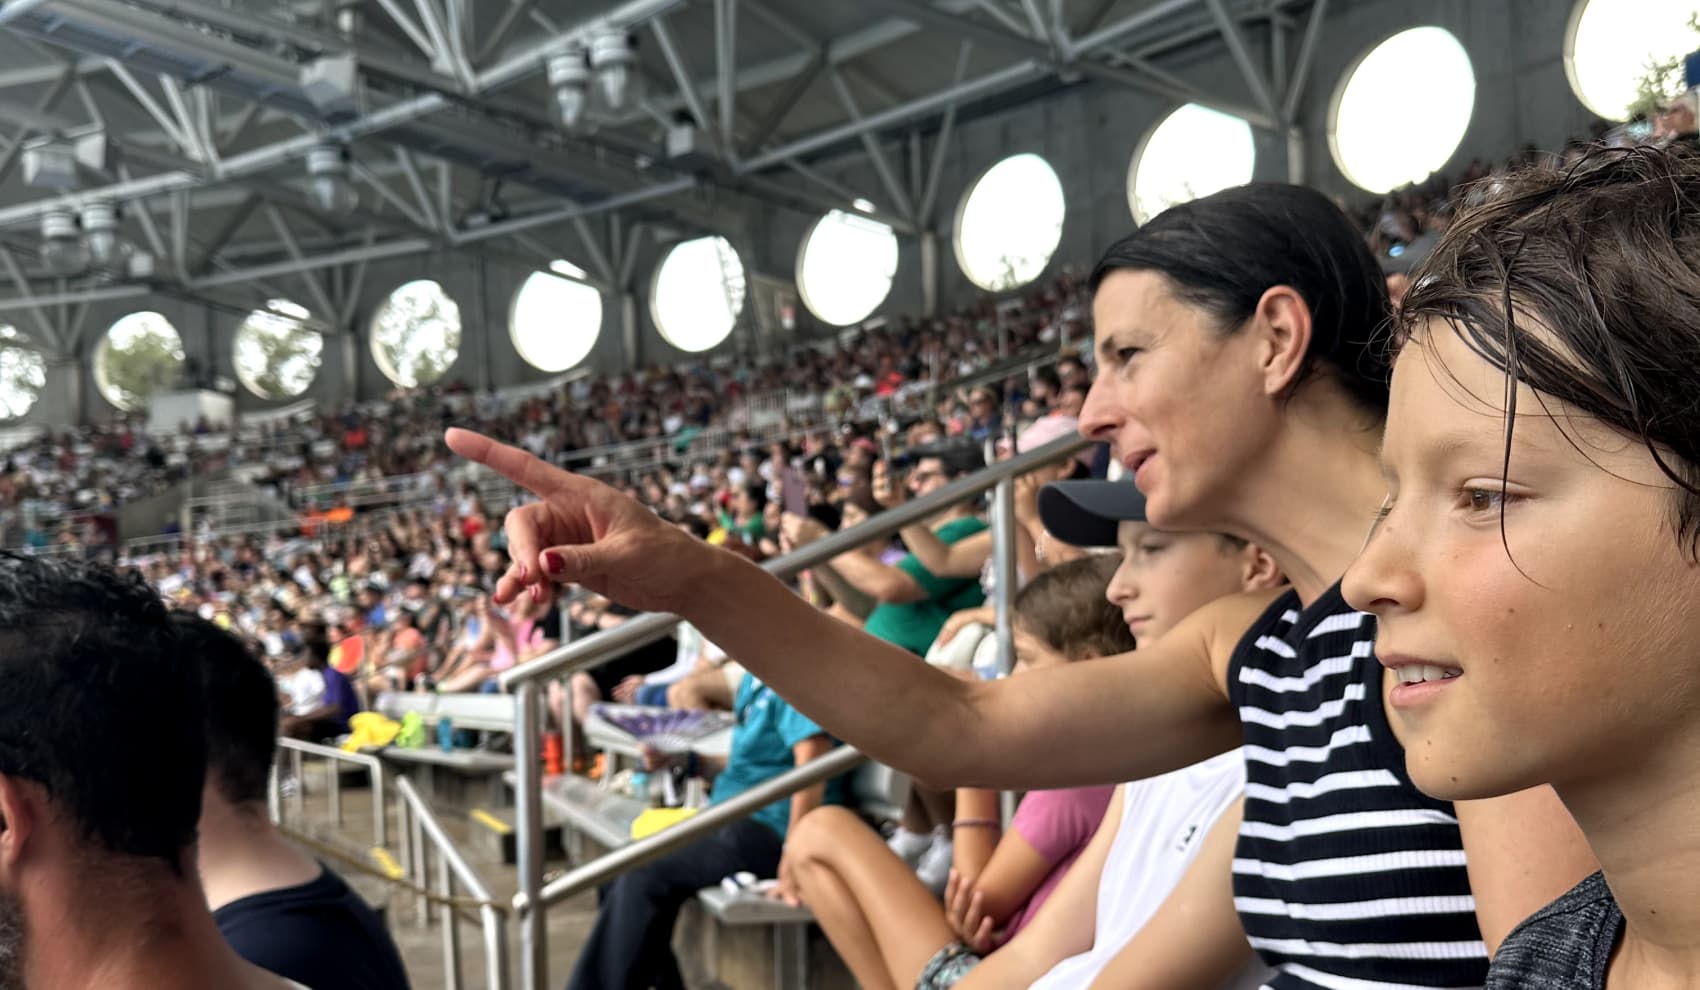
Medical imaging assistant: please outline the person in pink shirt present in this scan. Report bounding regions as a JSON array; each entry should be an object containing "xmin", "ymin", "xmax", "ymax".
[{"xmin": 778, "ymin": 556, "xmax": 1127, "ymax": 988}]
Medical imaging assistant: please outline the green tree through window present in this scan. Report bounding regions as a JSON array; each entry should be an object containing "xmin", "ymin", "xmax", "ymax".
[
  {"xmin": 235, "ymin": 300, "xmax": 323, "ymax": 400},
  {"xmin": 96, "ymin": 312, "xmax": 185, "ymax": 410},
  {"xmin": 371, "ymin": 280, "xmax": 461, "ymax": 387}
]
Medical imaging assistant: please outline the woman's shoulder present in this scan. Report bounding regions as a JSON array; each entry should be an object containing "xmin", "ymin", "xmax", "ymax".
[{"xmin": 1488, "ymin": 873, "xmax": 1620, "ymax": 990}]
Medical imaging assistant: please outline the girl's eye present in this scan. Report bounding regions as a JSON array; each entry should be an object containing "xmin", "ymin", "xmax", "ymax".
[{"xmin": 1116, "ymin": 347, "xmax": 1142, "ymax": 363}]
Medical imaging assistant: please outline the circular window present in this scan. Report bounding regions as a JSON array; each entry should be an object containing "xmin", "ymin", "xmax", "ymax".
[
  {"xmin": 1567, "ymin": 0, "xmax": 1700, "ymax": 120},
  {"xmin": 95, "ymin": 311, "xmax": 185, "ymax": 410},
  {"xmin": 371, "ymin": 279, "xmax": 462, "ymax": 387},
  {"xmin": 0, "ymin": 326, "xmax": 43, "ymax": 419},
  {"xmin": 797, "ymin": 210, "xmax": 899, "ymax": 326},
  {"xmin": 1128, "ymin": 104, "xmax": 1257, "ymax": 223},
  {"xmin": 650, "ymin": 236, "xmax": 746, "ymax": 353},
  {"xmin": 234, "ymin": 299, "xmax": 323, "ymax": 400},
  {"xmin": 511, "ymin": 261, "xmax": 603, "ymax": 372},
  {"xmin": 954, "ymin": 153, "xmax": 1065, "ymax": 292},
  {"xmin": 1330, "ymin": 27, "xmax": 1476, "ymax": 193}
]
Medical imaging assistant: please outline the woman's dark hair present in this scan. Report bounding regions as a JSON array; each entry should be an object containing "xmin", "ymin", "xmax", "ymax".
[
  {"xmin": 1091, "ymin": 183, "xmax": 1391, "ymax": 416},
  {"xmin": 1400, "ymin": 144, "xmax": 1700, "ymax": 555},
  {"xmin": 1014, "ymin": 554, "xmax": 1135, "ymax": 659}
]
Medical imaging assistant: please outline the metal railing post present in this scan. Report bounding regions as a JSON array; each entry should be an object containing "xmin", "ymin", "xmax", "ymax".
[
  {"xmin": 411, "ymin": 806, "xmax": 429, "ymax": 928},
  {"xmin": 438, "ymin": 852, "xmax": 464, "ymax": 990},
  {"xmin": 483, "ymin": 905, "xmax": 511, "ymax": 990},
  {"xmin": 267, "ymin": 764, "xmax": 281, "ymax": 824},
  {"xmin": 396, "ymin": 797, "xmax": 413, "ymax": 919},
  {"xmin": 513, "ymin": 681, "xmax": 548, "ymax": 990},
  {"xmin": 328, "ymin": 759, "xmax": 343, "ymax": 827},
  {"xmin": 290, "ymin": 747, "xmax": 305, "ymax": 820},
  {"xmin": 990, "ymin": 474, "xmax": 1018, "ymax": 678},
  {"xmin": 372, "ymin": 764, "xmax": 388, "ymax": 849}
]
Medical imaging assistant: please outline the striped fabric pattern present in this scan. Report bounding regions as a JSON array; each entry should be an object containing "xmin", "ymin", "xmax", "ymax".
[{"xmin": 1228, "ymin": 585, "xmax": 1489, "ymax": 990}]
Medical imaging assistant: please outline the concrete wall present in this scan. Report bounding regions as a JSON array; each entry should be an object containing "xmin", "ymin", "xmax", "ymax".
[{"xmin": 14, "ymin": 0, "xmax": 1608, "ymax": 427}]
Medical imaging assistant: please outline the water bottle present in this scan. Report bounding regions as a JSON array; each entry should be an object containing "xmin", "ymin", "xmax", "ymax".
[
  {"xmin": 437, "ymin": 716, "xmax": 455, "ymax": 752},
  {"xmin": 971, "ymin": 634, "xmax": 1002, "ymax": 682}
]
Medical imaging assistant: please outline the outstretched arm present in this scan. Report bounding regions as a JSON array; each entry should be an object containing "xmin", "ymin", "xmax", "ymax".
[{"xmin": 446, "ymin": 429, "xmax": 1257, "ymax": 791}]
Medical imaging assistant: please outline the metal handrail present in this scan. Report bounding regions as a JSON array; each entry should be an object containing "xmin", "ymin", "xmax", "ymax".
[
  {"xmin": 394, "ymin": 775, "xmax": 510, "ymax": 990},
  {"xmin": 525, "ymin": 744, "xmax": 865, "ymax": 912},
  {"xmin": 500, "ymin": 431, "xmax": 1092, "ymax": 692},
  {"xmin": 274, "ymin": 738, "xmax": 388, "ymax": 848}
]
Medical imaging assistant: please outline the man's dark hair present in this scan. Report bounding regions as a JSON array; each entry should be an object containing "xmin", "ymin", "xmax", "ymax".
[
  {"xmin": 742, "ymin": 482, "xmax": 769, "ymax": 511},
  {"xmin": 174, "ymin": 614, "xmax": 278, "ymax": 807},
  {"xmin": 916, "ymin": 441, "xmax": 985, "ymax": 479},
  {"xmin": 1091, "ymin": 183, "xmax": 1391, "ymax": 417},
  {"xmin": 0, "ymin": 553, "xmax": 203, "ymax": 869}
]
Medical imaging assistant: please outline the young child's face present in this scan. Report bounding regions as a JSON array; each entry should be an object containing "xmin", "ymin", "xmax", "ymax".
[
  {"xmin": 1107, "ymin": 523, "xmax": 1255, "ymax": 645},
  {"xmin": 1344, "ymin": 321, "xmax": 1700, "ymax": 803}
]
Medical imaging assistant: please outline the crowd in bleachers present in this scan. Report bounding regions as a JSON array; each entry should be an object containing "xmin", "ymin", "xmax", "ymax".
[{"xmin": 0, "ymin": 270, "xmax": 1091, "ymax": 555}]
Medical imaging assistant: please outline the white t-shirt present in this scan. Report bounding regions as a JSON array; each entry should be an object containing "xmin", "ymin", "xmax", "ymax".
[
  {"xmin": 1028, "ymin": 750, "xmax": 1269, "ymax": 990},
  {"xmin": 281, "ymin": 668, "xmax": 327, "ymax": 717}
]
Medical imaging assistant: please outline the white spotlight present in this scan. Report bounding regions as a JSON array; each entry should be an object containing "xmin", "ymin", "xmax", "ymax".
[
  {"xmin": 82, "ymin": 201, "xmax": 122, "ymax": 268},
  {"xmin": 589, "ymin": 28, "xmax": 637, "ymax": 112},
  {"xmin": 40, "ymin": 209, "xmax": 87, "ymax": 276},
  {"xmin": 546, "ymin": 46, "xmax": 591, "ymax": 129},
  {"xmin": 307, "ymin": 143, "xmax": 358, "ymax": 214}
]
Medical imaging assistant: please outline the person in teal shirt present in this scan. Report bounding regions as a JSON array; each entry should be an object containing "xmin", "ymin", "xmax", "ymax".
[{"xmin": 567, "ymin": 672, "xmax": 841, "ymax": 990}]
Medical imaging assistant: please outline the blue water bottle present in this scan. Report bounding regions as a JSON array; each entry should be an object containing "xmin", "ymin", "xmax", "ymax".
[{"xmin": 437, "ymin": 716, "xmax": 455, "ymax": 752}]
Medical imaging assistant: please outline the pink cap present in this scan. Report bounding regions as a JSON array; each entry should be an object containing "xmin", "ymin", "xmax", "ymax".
[{"xmin": 1000, "ymin": 415, "xmax": 1090, "ymax": 464}]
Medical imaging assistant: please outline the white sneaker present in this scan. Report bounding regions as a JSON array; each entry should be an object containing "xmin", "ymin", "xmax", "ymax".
[
  {"xmin": 886, "ymin": 827, "xmax": 933, "ymax": 867},
  {"xmin": 915, "ymin": 835, "xmax": 953, "ymax": 897}
]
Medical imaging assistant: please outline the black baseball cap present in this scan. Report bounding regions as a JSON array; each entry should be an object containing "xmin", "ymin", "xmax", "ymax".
[{"xmin": 1038, "ymin": 479, "xmax": 1148, "ymax": 548}]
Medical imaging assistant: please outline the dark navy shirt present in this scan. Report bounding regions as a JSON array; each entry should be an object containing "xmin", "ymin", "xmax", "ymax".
[{"xmin": 216, "ymin": 865, "xmax": 411, "ymax": 990}]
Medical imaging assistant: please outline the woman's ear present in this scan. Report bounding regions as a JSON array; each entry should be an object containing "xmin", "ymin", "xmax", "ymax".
[
  {"xmin": 0, "ymin": 774, "xmax": 36, "ymax": 878},
  {"xmin": 1254, "ymin": 285, "xmax": 1315, "ymax": 400}
]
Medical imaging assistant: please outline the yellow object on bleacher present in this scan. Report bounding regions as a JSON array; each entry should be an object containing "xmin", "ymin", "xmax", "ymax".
[
  {"xmin": 341, "ymin": 712, "xmax": 402, "ymax": 752},
  {"xmin": 631, "ymin": 806, "xmax": 698, "ymax": 840}
]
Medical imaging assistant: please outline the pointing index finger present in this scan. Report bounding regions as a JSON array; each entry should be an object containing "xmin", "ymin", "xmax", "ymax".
[{"xmin": 445, "ymin": 427, "xmax": 578, "ymax": 498}]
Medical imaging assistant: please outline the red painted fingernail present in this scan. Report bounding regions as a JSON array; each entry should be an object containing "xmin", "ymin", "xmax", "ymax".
[
  {"xmin": 517, "ymin": 563, "xmax": 529, "ymax": 582},
  {"xmin": 530, "ymin": 582, "xmax": 544, "ymax": 603},
  {"xmin": 542, "ymin": 550, "xmax": 564, "ymax": 574}
]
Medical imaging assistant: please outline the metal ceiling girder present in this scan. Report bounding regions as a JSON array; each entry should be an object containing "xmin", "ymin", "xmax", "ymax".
[
  {"xmin": 918, "ymin": 39, "xmax": 972, "ymax": 225},
  {"xmin": 1282, "ymin": 0, "xmax": 1327, "ymax": 124},
  {"xmin": 474, "ymin": 0, "xmax": 542, "ymax": 65},
  {"xmin": 738, "ymin": 59, "xmax": 1045, "ymax": 173},
  {"xmin": 0, "ymin": 0, "xmax": 688, "ymax": 230},
  {"xmin": 263, "ymin": 200, "xmax": 337, "ymax": 319},
  {"xmin": 1066, "ymin": 0, "xmax": 1205, "ymax": 60},
  {"xmin": 0, "ymin": 65, "xmax": 77, "ymax": 187},
  {"xmin": 1204, "ymin": 0, "xmax": 1277, "ymax": 119},
  {"xmin": 0, "ymin": 243, "xmax": 61, "ymax": 347},
  {"xmin": 649, "ymin": 13, "xmax": 713, "ymax": 132},
  {"xmin": 843, "ymin": 0, "xmax": 1276, "ymax": 132},
  {"xmin": 715, "ymin": 0, "xmax": 737, "ymax": 151},
  {"xmin": 738, "ymin": 47, "xmax": 824, "ymax": 159},
  {"xmin": 826, "ymin": 68, "xmax": 914, "ymax": 223}
]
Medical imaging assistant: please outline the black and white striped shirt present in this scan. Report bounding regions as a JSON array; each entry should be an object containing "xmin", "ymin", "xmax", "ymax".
[{"xmin": 1228, "ymin": 583, "xmax": 1489, "ymax": 990}]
